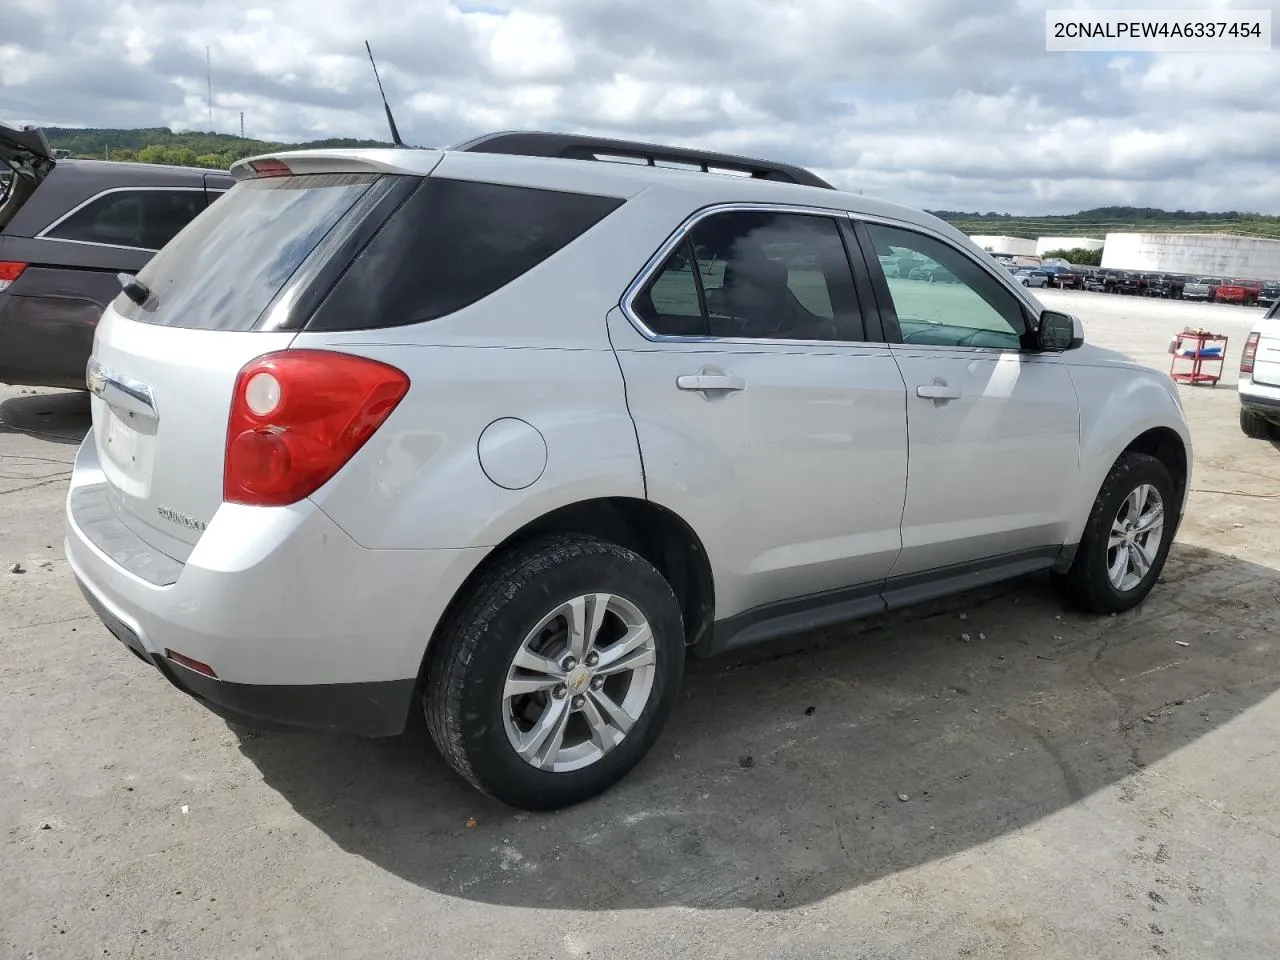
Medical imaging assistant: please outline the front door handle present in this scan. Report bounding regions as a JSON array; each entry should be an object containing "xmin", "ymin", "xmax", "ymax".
[
  {"xmin": 916, "ymin": 380, "xmax": 961, "ymax": 402},
  {"xmin": 677, "ymin": 373, "xmax": 746, "ymax": 394}
]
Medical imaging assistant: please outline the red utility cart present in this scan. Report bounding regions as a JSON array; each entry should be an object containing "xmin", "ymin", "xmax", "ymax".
[{"xmin": 1169, "ymin": 330, "xmax": 1228, "ymax": 386}]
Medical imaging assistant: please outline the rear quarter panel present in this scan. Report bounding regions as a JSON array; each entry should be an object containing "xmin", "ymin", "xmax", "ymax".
[
  {"xmin": 1064, "ymin": 352, "xmax": 1193, "ymax": 543},
  {"xmin": 288, "ymin": 189, "xmax": 694, "ymax": 550},
  {"xmin": 296, "ymin": 337, "xmax": 646, "ymax": 551}
]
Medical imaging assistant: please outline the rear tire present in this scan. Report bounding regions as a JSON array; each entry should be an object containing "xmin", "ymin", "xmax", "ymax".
[
  {"xmin": 424, "ymin": 534, "xmax": 685, "ymax": 810},
  {"xmin": 1240, "ymin": 407, "xmax": 1278, "ymax": 440},
  {"xmin": 1059, "ymin": 453, "xmax": 1177, "ymax": 615}
]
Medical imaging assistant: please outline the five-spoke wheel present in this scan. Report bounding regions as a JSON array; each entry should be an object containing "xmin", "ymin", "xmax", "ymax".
[
  {"xmin": 425, "ymin": 535, "xmax": 684, "ymax": 811},
  {"xmin": 1059, "ymin": 451, "xmax": 1177, "ymax": 614},
  {"xmin": 503, "ymin": 593, "xmax": 658, "ymax": 773}
]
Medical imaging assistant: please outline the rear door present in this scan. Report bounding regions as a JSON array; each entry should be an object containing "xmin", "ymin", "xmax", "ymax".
[
  {"xmin": 610, "ymin": 206, "xmax": 908, "ymax": 621},
  {"xmin": 86, "ymin": 170, "xmax": 405, "ymax": 560},
  {"xmin": 0, "ymin": 121, "xmax": 55, "ymax": 232},
  {"xmin": 851, "ymin": 218, "xmax": 1081, "ymax": 584}
]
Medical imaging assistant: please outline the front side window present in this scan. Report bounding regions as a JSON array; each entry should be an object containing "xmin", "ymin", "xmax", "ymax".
[
  {"xmin": 863, "ymin": 223, "xmax": 1027, "ymax": 350},
  {"xmin": 46, "ymin": 189, "xmax": 208, "ymax": 250},
  {"xmin": 633, "ymin": 210, "xmax": 863, "ymax": 341}
]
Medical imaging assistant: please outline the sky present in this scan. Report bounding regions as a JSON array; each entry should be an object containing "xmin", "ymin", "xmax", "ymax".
[{"xmin": 2, "ymin": 0, "xmax": 1277, "ymax": 214}]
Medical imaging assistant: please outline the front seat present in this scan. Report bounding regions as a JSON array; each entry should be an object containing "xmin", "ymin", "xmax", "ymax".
[{"xmin": 718, "ymin": 253, "xmax": 794, "ymax": 336}]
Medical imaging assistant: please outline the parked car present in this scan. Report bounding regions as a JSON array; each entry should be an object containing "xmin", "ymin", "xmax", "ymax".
[
  {"xmin": 907, "ymin": 262, "xmax": 958, "ymax": 283},
  {"xmin": 1239, "ymin": 298, "xmax": 1280, "ymax": 440},
  {"xmin": 1038, "ymin": 264, "xmax": 1081, "ymax": 289},
  {"xmin": 65, "ymin": 130, "xmax": 1193, "ymax": 811},
  {"xmin": 1110, "ymin": 271, "xmax": 1144, "ymax": 295},
  {"xmin": 1258, "ymin": 282, "xmax": 1280, "ymax": 308},
  {"xmin": 1146, "ymin": 273, "xmax": 1189, "ymax": 299},
  {"xmin": 1215, "ymin": 279, "xmax": 1262, "ymax": 306},
  {"xmin": 1013, "ymin": 268, "xmax": 1049, "ymax": 287},
  {"xmin": 1082, "ymin": 269, "xmax": 1108, "ymax": 293},
  {"xmin": 1181, "ymin": 277, "xmax": 1223, "ymax": 302},
  {"xmin": 0, "ymin": 121, "xmax": 232, "ymax": 389}
]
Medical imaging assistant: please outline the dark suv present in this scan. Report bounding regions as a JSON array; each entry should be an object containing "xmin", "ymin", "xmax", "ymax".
[{"xmin": 1, "ymin": 122, "xmax": 232, "ymax": 389}]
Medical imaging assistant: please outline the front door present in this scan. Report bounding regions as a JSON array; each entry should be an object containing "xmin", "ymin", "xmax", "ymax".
[
  {"xmin": 609, "ymin": 207, "xmax": 909, "ymax": 621},
  {"xmin": 855, "ymin": 220, "xmax": 1081, "ymax": 579}
]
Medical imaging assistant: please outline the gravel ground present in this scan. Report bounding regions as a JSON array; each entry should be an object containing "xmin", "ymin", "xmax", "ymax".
[{"xmin": 1, "ymin": 290, "xmax": 1277, "ymax": 960}]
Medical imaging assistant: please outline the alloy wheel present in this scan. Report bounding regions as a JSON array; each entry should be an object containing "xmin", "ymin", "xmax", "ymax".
[{"xmin": 502, "ymin": 593, "xmax": 658, "ymax": 773}]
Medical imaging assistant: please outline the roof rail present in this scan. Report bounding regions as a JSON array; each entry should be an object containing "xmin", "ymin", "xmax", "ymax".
[{"xmin": 447, "ymin": 130, "xmax": 835, "ymax": 190}]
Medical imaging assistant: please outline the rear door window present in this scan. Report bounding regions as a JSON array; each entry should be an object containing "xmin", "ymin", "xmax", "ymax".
[
  {"xmin": 44, "ymin": 188, "xmax": 208, "ymax": 251},
  {"xmin": 114, "ymin": 173, "xmax": 387, "ymax": 331},
  {"xmin": 306, "ymin": 178, "xmax": 625, "ymax": 331},
  {"xmin": 632, "ymin": 210, "xmax": 865, "ymax": 342}
]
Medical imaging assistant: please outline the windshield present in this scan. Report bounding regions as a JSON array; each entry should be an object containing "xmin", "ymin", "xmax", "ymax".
[{"xmin": 114, "ymin": 172, "xmax": 388, "ymax": 331}]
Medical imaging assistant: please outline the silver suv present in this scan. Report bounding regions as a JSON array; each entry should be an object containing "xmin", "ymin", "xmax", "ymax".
[{"xmin": 65, "ymin": 132, "xmax": 1193, "ymax": 810}]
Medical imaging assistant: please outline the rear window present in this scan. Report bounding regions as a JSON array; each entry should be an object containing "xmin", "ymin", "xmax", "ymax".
[
  {"xmin": 306, "ymin": 177, "xmax": 625, "ymax": 331},
  {"xmin": 115, "ymin": 173, "xmax": 386, "ymax": 331}
]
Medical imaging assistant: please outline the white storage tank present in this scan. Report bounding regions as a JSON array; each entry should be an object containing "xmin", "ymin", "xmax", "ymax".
[
  {"xmin": 1036, "ymin": 236, "xmax": 1104, "ymax": 256},
  {"xmin": 968, "ymin": 235, "xmax": 1037, "ymax": 257},
  {"xmin": 1101, "ymin": 233, "xmax": 1280, "ymax": 278}
]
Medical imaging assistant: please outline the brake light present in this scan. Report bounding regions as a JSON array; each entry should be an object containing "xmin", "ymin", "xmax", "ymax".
[
  {"xmin": 248, "ymin": 158, "xmax": 293, "ymax": 178},
  {"xmin": 0, "ymin": 261, "xmax": 27, "ymax": 292},
  {"xmin": 1241, "ymin": 332, "xmax": 1260, "ymax": 376},
  {"xmin": 224, "ymin": 350, "xmax": 410, "ymax": 506}
]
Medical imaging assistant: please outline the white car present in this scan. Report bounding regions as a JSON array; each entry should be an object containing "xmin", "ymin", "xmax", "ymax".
[
  {"xmin": 1240, "ymin": 300, "xmax": 1280, "ymax": 439},
  {"xmin": 65, "ymin": 132, "xmax": 1193, "ymax": 810}
]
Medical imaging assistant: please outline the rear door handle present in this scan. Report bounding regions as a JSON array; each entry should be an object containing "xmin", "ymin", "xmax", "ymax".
[
  {"xmin": 677, "ymin": 373, "xmax": 746, "ymax": 393},
  {"xmin": 86, "ymin": 356, "xmax": 158, "ymax": 419},
  {"xmin": 916, "ymin": 381, "xmax": 961, "ymax": 402}
]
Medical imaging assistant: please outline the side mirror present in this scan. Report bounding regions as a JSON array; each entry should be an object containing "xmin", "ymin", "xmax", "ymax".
[{"xmin": 1036, "ymin": 310, "xmax": 1084, "ymax": 351}]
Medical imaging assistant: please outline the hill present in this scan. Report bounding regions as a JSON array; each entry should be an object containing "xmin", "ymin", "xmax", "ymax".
[
  {"xmin": 43, "ymin": 126, "xmax": 397, "ymax": 172},
  {"xmin": 38, "ymin": 128, "xmax": 1280, "ymax": 239},
  {"xmin": 927, "ymin": 207, "xmax": 1280, "ymax": 240}
]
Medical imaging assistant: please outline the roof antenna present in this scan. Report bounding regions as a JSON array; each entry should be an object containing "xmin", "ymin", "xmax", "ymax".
[{"xmin": 364, "ymin": 40, "xmax": 405, "ymax": 148}]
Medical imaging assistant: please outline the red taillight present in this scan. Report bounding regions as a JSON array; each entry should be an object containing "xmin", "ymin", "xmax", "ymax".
[
  {"xmin": 1241, "ymin": 332, "xmax": 1260, "ymax": 376},
  {"xmin": 0, "ymin": 260, "xmax": 27, "ymax": 292},
  {"xmin": 224, "ymin": 350, "xmax": 410, "ymax": 507},
  {"xmin": 248, "ymin": 158, "xmax": 293, "ymax": 178}
]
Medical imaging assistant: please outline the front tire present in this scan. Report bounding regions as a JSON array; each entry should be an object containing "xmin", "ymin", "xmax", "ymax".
[
  {"xmin": 1059, "ymin": 453, "xmax": 1177, "ymax": 614},
  {"xmin": 1240, "ymin": 407, "xmax": 1278, "ymax": 440},
  {"xmin": 425, "ymin": 535, "xmax": 685, "ymax": 810}
]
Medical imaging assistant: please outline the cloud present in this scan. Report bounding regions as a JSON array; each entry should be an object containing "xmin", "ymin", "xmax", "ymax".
[{"xmin": 2, "ymin": 0, "xmax": 1277, "ymax": 213}]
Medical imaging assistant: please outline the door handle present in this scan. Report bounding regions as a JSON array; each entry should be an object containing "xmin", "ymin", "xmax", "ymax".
[
  {"xmin": 916, "ymin": 381, "xmax": 961, "ymax": 402},
  {"xmin": 676, "ymin": 373, "xmax": 746, "ymax": 393}
]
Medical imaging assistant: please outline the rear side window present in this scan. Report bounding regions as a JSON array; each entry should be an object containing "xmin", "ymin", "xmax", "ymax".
[
  {"xmin": 306, "ymin": 178, "xmax": 625, "ymax": 331},
  {"xmin": 115, "ymin": 173, "xmax": 385, "ymax": 331},
  {"xmin": 44, "ymin": 189, "xmax": 208, "ymax": 251}
]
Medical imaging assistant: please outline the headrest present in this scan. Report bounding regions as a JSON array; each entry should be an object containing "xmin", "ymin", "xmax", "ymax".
[{"xmin": 724, "ymin": 253, "xmax": 788, "ymax": 290}]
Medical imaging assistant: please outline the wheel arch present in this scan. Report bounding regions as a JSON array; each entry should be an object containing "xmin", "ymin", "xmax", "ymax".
[
  {"xmin": 417, "ymin": 496, "xmax": 716, "ymax": 684},
  {"xmin": 1121, "ymin": 426, "xmax": 1189, "ymax": 514}
]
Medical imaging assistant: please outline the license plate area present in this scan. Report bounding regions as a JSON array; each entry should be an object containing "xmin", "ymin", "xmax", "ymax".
[
  {"xmin": 104, "ymin": 411, "xmax": 140, "ymax": 470},
  {"xmin": 95, "ymin": 398, "xmax": 157, "ymax": 498}
]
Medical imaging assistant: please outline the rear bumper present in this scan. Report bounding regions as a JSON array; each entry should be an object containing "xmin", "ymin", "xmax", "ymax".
[
  {"xmin": 65, "ymin": 429, "xmax": 487, "ymax": 737},
  {"xmin": 1240, "ymin": 380, "xmax": 1280, "ymax": 422},
  {"xmin": 74, "ymin": 577, "xmax": 415, "ymax": 735}
]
